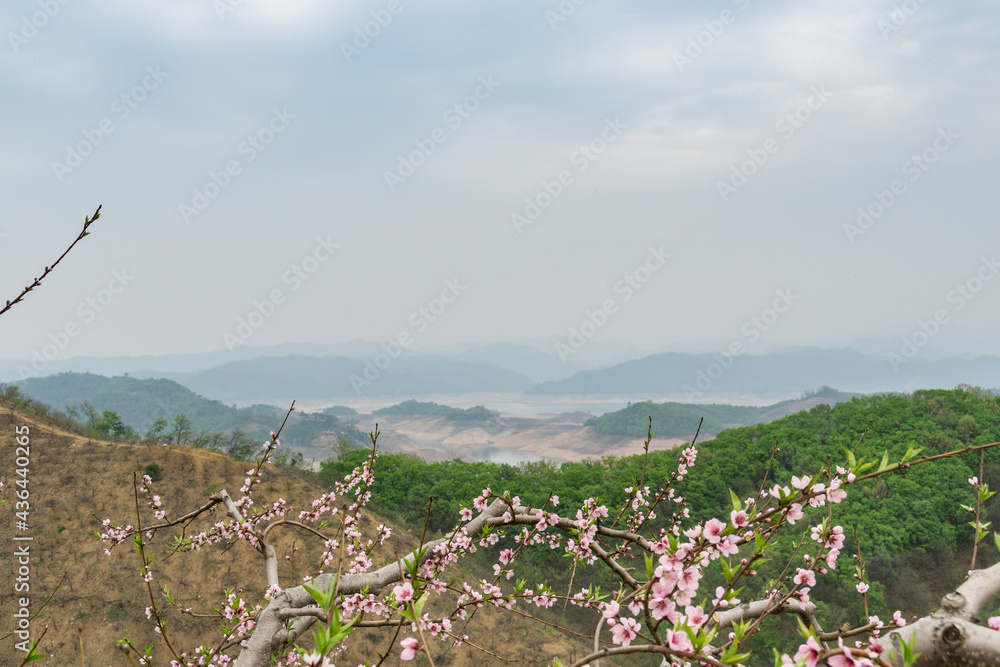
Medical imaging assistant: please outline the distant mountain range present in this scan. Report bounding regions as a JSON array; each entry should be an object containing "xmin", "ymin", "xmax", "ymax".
[
  {"xmin": 135, "ymin": 354, "xmax": 534, "ymax": 400},
  {"xmin": 447, "ymin": 342, "xmax": 589, "ymax": 383},
  {"xmin": 4, "ymin": 343, "xmax": 999, "ymax": 403},
  {"xmin": 527, "ymin": 347, "xmax": 1000, "ymax": 396},
  {"xmin": 0, "ymin": 341, "xmax": 594, "ymax": 387},
  {"xmin": 0, "ymin": 340, "xmax": 420, "ymax": 378}
]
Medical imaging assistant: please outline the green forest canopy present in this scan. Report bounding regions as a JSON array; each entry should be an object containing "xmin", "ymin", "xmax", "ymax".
[{"xmin": 320, "ymin": 386, "xmax": 1000, "ymax": 647}]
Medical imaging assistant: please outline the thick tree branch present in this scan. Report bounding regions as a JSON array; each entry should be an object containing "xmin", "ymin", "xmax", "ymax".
[
  {"xmin": 956, "ymin": 560, "xmax": 1000, "ymax": 618},
  {"xmin": 885, "ymin": 561, "xmax": 1000, "ymax": 666},
  {"xmin": 712, "ymin": 598, "xmax": 820, "ymax": 634},
  {"xmin": 571, "ymin": 643, "xmax": 728, "ymax": 667},
  {"xmin": 211, "ymin": 489, "xmax": 244, "ymax": 524},
  {"xmin": 232, "ymin": 498, "xmax": 509, "ymax": 667}
]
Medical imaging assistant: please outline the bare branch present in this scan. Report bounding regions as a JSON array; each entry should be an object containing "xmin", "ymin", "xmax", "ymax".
[
  {"xmin": 713, "ymin": 598, "xmax": 821, "ymax": 634},
  {"xmin": 1, "ymin": 205, "xmax": 101, "ymax": 317}
]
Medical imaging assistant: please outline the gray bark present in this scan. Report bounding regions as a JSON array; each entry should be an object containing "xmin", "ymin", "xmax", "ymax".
[
  {"xmin": 232, "ymin": 498, "xmax": 508, "ymax": 667},
  {"xmin": 225, "ymin": 500, "xmax": 1000, "ymax": 667},
  {"xmin": 885, "ymin": 561, "xmax": 1000, "ymax": 667}
]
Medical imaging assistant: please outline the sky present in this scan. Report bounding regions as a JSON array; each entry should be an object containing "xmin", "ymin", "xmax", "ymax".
[{"xmin": 2, "ymin": 0, "xmax": 999, "ymax": 369}]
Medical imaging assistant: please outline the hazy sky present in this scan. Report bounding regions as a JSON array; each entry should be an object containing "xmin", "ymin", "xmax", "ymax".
[{"xmin": 2, "ymin": 0, "xmax": 999, "ymax": 366}]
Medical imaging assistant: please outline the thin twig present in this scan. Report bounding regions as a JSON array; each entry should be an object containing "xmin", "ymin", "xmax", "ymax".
[
  {"xmin": 16, "ymin": 625, "xmax": 49, "ymax": 667},
  {"xmin": 756, "ymin": 440, "xmax": 782, "ymax": 502},
  {"xmin": 854, "ymin": 525, "xmax": 869, "ymax": 621},
  {"xmin": 1, "ymin": 205, "xmax": 101, "ymax": 317},
  {"xmin": 971, "ymin": 449, "xmax": 986, "ymax": 572},
  {"xmin": 852, "ymin": 421, "xmax": 873, "ymax": 455}
]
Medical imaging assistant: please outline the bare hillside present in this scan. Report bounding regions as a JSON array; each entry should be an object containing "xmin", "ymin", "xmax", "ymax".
[{"xmin": 0, "ymin": 404, "xmax": 582, "ymax": 666}]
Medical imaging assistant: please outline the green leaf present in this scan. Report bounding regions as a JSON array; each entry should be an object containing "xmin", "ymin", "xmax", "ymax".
[
  {"xmin": 843, "ymin": 447, "xmax": 857, "ymax": 470},
  {"xmin": 725, "ymin": 651, "xmax": 752, "ymax": 665},
  {"xmin": 729, "ymin": 488, "xmax": 742, "ymax": 513},
  {"xmin": 413, "ymin": 592, "xmax": 429, "ymax": 619},
  {"xmin": 855, "ymin": 459, "xmax": 876, "ymax": 474},
  {"xmin": 754, "ymin": 530, "xmax": 765, "ymax": 555},
  {"xmin": 720, "ymin": 558, "xmax": 735, "ymax": 582},
  {"xmin": 877, "ymin": 450, "xmax": 890, "ymax": 472},
  {"xmin": 303, "ymin": 579, "xmax": 337, "ymax": 610},
  {"xmin": 899, "ymin": 630, "xmax": 922, "ymax": 666},
  {"xmin": 993, "ymin": 531, "xmax": 1000, "ymax": 553},
  {"xmin": 901, "ymin": 442, "xmax": 923, "ymax": 464},
  {"xmin": 720, "ymin": 643, "xmax": 751, "ymax": 665},
  {"xmin": 23, "ymin": 646, "xmax": 47, "ymax": 664},
  {"xmin": 731, "ymin": 619, "xmax": 751, "ymax": 643},
  {"xmin": 405, "ymin": 545, "xmax": 428, "ymax": 577}
]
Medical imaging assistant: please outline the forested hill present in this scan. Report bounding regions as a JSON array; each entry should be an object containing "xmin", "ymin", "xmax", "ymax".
[
  {"xmin": 12, "ymin": 372, "xmax": 364, "ymax": 452},
  {"xmin": 372, "ymin": 399, "xmax": 498, "ymax": 420},
  {"xmin": 320, "ymin": 386, "xmax": 1000, "ymax": 643},
  {"xmin": 15, "ymin": 372, "xmax": 230, "ymax": 429},
  {"xmin": 583, "ymin": 386, "xmax": 857, "ymax": 437}
]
